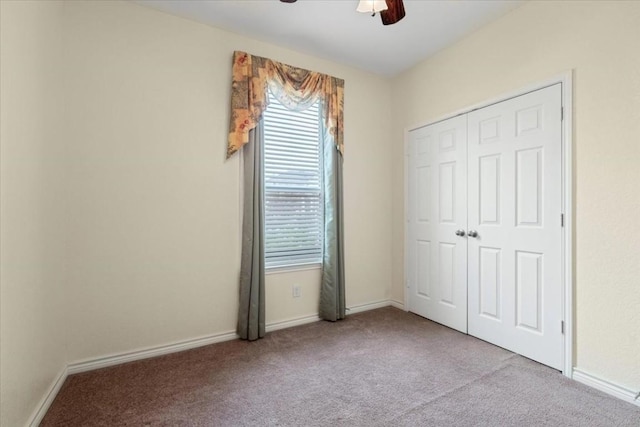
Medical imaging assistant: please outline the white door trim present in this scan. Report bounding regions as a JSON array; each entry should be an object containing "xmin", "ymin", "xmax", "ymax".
[{"xmin": 403, "ymin": 71, "xmax": 573, "ymax": 378}]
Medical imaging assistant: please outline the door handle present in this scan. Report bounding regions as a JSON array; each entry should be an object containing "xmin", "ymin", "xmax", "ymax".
[
  {"xmin": 468, "ymin": 230, "xmax": 478, "ymax": 238},
  {"xmin": 455, "ymin": 229, "xmax": 466, "ymax": 237}
]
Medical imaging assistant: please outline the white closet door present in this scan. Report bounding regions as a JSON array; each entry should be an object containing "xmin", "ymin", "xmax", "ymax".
[
  {"xmin": 467, "ymin": 84, "xmax": 563, "ymax": 370},
  {"xmin": 407, "ymin": 115, "xmax": 468, "ymax": 333}
]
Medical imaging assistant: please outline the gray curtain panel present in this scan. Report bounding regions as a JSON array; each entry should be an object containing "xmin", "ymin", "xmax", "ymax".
[
  {"xmin": 237, "ymin": 123, "xmax": 266, "ymax": 341},
  {"xmin": 319, "ymin": 127, "xmax": 346, "ymax": 322}
]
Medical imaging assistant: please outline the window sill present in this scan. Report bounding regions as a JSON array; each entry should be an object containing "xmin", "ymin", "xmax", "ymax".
[{"xmin": 265, "ymin": 262, "xmax": 322, "ymax": 275}]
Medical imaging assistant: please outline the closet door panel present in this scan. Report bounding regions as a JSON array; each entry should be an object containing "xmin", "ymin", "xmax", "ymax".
[
  {"xmin": 408, "ymin": 115, "xmax": 468, "ymax": 333},
  {"xmin": 467, "ymin": 84, "xmax": 563, "ymax": 370}
]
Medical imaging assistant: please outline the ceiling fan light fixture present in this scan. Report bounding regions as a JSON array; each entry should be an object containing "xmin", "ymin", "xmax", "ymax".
[
  {"xmin": 381, "ymin": 0, "xmax": 406, "ymax": 25},
  {"xmin": 356, "ymin": 0, "xmax": 388, "ymax": 16}
]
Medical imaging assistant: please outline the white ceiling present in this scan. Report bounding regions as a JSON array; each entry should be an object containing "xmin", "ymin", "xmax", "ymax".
[{"xmin": 135, "ymin": 0, "xmax": 523, "ymax": 76}]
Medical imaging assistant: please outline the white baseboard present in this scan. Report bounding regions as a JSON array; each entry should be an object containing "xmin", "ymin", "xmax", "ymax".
[
  {"xmin": 68, "ymin": 299, "xmax": 396, "ymax": 376},
  {"xmin": 269, "ymin": 299, "xmax": 399, "ymax": 330},
  {"xmin": 67, "ymin": 330, "xmax": 239, "ymax": 375},
  {"xmin": 347, "ymin": 299, "xmax": 392, "ymax": 314},
  {"xmin": 390, "ymin": 299, "xmax": 405, "ymax": 310},
  {"xmin": 28, "ymin": 366, "xmax": 68, "ymax": 427},
  {"xmin": 573, "ymin": 368, "xmax": 640, "ymax": 407},
  {"xmin": 28, "ymin": 299, "xmax": 400, "ymax": 425},
  {"xmin": 265, "ymin": 314, "xmax": 320, "ymax": 332}
]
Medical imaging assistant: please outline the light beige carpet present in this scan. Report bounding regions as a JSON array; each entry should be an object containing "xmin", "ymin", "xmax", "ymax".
[{"xmin": 42, "ymin": 307, "xmax": 640, "ymax": 426}]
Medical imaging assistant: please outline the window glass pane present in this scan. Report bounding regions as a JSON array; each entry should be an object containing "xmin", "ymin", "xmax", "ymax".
[{"xmin": 263, "ymin": 91, "xmax": 323, "ymax": 268}]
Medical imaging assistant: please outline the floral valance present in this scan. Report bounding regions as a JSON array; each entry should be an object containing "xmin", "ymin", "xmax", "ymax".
[{"xmin": 226, "ymin": 51, "xmax": 344, "ymax": 159}]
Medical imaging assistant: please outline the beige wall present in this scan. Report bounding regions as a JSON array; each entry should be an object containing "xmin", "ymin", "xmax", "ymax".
[
  {"xmin": 63, "ymin": 0, "xmax": 392, "ymax": 363},
  {"xmin": 1, "ymin": 1, "xmax": 392, "ymax": 424},
  {"xmin": 391, "ymin": 1, "xmax": 640, "ymax": 389},
  {"xmin": 0, "ymin": 1, "xmax": 68, "ymax": 426},
  {"xmin": 5, "ymin": 0, "xmax": 639, "ymax": 424}
]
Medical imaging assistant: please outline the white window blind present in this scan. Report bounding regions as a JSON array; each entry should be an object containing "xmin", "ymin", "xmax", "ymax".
[{"xmin": 263, "ymin": 91, "xmax": 323, "ymax": 268}]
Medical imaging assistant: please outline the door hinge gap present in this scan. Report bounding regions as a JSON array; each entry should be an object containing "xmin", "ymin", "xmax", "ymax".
[
  {"xmin": 561, "ymin": 320, "xmax": 565, "ymax": 334},
  {"xmin": 561, "ymin": 213, "xmax": 565, "ymax": 227},
  {"xmin": 561, "ymin": 107, "xmax": 564, "ymax": 121}
]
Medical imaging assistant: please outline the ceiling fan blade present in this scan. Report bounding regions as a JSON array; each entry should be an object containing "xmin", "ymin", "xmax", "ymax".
[
  {"xmin": 280, "ymin": 0, "xmax": 297, "ymax": 3},
  {"xmin": 380, "ymin": 0, "xmax": 405, "ymax": 25}
]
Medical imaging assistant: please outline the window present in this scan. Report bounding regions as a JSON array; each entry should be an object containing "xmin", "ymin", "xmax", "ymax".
[{"xmin": 263, "ymin": 90, "xmax": 323, "ymax": 269}]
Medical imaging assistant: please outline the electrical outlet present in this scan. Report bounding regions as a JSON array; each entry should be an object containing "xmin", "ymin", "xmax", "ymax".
[{"xmin": 292, "ymin": 284, "xmax": 302, "ymax": 298}]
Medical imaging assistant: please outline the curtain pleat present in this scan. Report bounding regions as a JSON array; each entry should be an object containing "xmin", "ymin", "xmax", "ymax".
[
  {"xmin": 237, "ymin": 124, "xmax": 266, "ymax": 341},
  {"xmin": 319, "ymin": 122, "xmax": 346, "ymax": 321}
]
